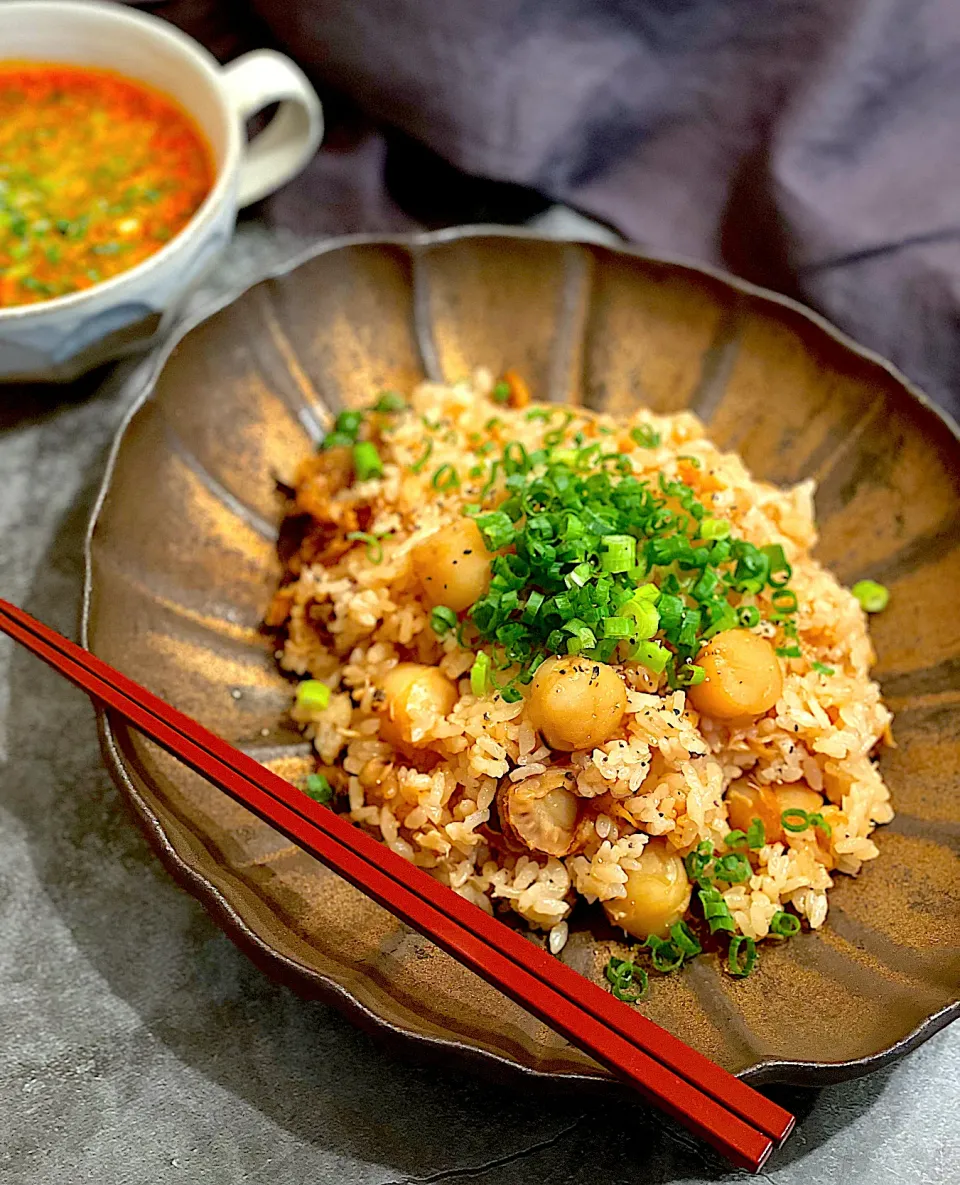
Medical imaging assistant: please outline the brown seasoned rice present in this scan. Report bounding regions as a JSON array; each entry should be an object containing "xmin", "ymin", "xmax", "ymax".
[{"xmin": 273, "ymin": 369, "xmax": 893, "ymax": 955}]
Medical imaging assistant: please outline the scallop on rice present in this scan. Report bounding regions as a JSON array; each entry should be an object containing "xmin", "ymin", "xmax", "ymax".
[{"xmin": 267, "ymin": 369, "xmax": 894, "ymax": 984}]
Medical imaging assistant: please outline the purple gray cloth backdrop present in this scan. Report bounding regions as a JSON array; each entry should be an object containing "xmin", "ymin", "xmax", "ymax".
[{"xmin": 132, "ymin": 0, "xmax": 960, "ymax": 418}]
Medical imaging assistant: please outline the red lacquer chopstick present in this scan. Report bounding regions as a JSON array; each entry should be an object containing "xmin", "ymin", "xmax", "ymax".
[{"xmin": 0, "ymin": 599, "xmax": 793, "ymax": 1170}]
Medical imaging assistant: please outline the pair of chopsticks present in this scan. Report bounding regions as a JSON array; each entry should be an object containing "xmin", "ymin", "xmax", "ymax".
[{"xmin": 0, "ymin": 598, "xmax": 792, "ymax": 1171}]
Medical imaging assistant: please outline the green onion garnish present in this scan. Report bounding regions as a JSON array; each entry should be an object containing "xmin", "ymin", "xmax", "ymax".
[
  {"xmin": 781, "ymin": 807, "xmax": 811, "ymax": 833},
  {"xmin": 599, "ymin": 534, "xmax": 637, "ymax": 573},
  {"xmin": 335, "ymin": 409, "xmax": 364, "ymax": 438},
  {"xmin": 724, "ymin": 829, "xmax": 748, "ymax": 851},
  {"xmin": 491, "ymin": 380, "xmax": 511, "ymax": 404},
  {"xmin": 430, "ymin": 605, "xmax": 458, "ymax": 636},
  {"xmin": 372, "ymin": 391, "xmax": 406, "ymax": 413},
  {"xmin": 776, "ymin": 645, "xmax": 802, "ymax": 659},
  {"xmin": 684, "ymin": 841, "xmax": 715, "ymax": 886},
  {"xmin": 770, "ymin": 910, "xmax": 801, "ymax": 938},
  {"xmin": 698, "ymin": 886, "xmax": 736, "ymax": 934},
  {"xmin": 669, "ymin": 920, "xmax": 702, "ymax": 958},
  {"xmin": 852, "ymin": 579, "xmax": 890, "ymax": 613},
  {"xmin": 630, "ymin": 639, "xmax": 670, "ymax": 674},
  {"xmin": 715, "ymin": 852, "xmax": 752, "ymax": 884},
  {"xmin": 439, "ymin": 437, "xmax": 801, "ymax": 696},
  {"xmin": 470, "ymin": 651, "xmax": 491, "ymax": 696},
  {"xmin": 296, "ymin": 680, "xmax": 331, "ymax": 712},
  {"xmin": 304, "ymin": 773, "xmax": 334, "ymax": 804},
  {"xmin": 779, "ymin": 808, "xmax": 832, "ymax": 838},
  {"xmin": 431, "ymin": 464, "xmax": 460, "ymax": 491},
  {"xmin": 411, "ymin": 439, "xmax": 434, "ymax": 474},
  {"xmin": 346, "ymin": 531, "xmax": 390, "ymax": 562},
  {"xmin": 604, "ymin": 956, "xmax": 648, "ymax": 1003},
  {"xmin": 811, "ymin": 661, "xmax": 835, "ymax": 676},
  {"xmin": 644, "ymin": 934, "xmax": 685, "ymax": 973},
  {"xmin": 727, "ymin": 935, "xmax": 758, "ymax": 978},
  {"xmin": 320, "ymin": 430, "xmax": 355, "ymax": 450},
  {"xmin": 746, "ymin": 818, "xmax": 766, "ymax": 850},
  {"xmin": 699, "ymin": 518, "xmax": 730, "ymax": 540},
  {"xmin": 630, "ymin": 424, "xmax": 661, "ymax": 448},
  {"xmin": 353, "ymin": 441, "xmax": 384, "ymax": 481},
  {"xmin": 473, "ymin": 510, "xmax": 515, "ymax": 552}
]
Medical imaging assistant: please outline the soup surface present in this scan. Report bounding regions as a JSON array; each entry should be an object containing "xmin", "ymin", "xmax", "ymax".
[{"xmin": 0, "ymin": 63, "xmax": 214, "ymax": 308}]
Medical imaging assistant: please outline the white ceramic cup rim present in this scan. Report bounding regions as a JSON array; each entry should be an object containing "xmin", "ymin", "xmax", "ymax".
[{"xmin": 1, "ymin": 0, "xmax": 258, "ymax": 322}]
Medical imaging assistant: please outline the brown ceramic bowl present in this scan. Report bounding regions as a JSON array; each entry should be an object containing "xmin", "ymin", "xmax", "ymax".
[{"xmin": 83, "ymin": 229, "xmax": 960, "ymax": 1087}]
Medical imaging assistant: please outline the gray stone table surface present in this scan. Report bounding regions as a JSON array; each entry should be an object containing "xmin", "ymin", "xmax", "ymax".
[{"xmin": 1, "ymin": 224, "xmax": 957, "ymax": 1185}]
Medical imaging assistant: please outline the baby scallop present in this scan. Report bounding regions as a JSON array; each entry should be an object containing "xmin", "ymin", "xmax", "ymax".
[
  {"xmin": 724, "ymin": 778, "xmax": 783, "ymax": 843},
  {"xmin": 689, "ymin": 629, "xmax": 783, "ymax": 720},
  {"xmin": 377, "ymin": 662, "xmax": 458, "ymax": 750},
  {"xmin": 497, "ymin": 768, "xmax": 584, "ymax": 857},
  {"xmin": 602, "ymin": 838, "xmax": 692, "ymax": 940},
  {"xmin": 526, "ymin": 655, "xmax": 627, "ymax": 751},
  {"xmin": 412, "ymin": 517, "xmax": 493, "ymax": 612}
]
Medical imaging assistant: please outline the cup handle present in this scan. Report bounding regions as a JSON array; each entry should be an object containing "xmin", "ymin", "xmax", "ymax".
[{"xmin": 220, "ymin": 50, "xmax": 324, "ymax": 209}]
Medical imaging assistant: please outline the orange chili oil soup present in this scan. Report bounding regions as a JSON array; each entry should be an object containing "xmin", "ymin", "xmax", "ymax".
[{"xmin": 0, "ymin": 63, "xmax": 214, "ymax": 308}]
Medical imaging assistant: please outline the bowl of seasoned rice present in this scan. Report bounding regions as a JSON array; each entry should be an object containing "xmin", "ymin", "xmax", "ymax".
[{"xmin": 85, "ymin": 229, "xmax": 960, "ymax": 1086}]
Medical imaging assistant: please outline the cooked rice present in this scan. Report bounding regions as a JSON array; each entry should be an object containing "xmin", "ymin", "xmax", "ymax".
[{"xmin": 276, "ymin": 369, "xmax": 893, "ymax": 945}]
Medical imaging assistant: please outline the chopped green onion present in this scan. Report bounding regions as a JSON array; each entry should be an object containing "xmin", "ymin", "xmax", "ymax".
[
  {"xmin": 807, "ymin": 811, "xmax": 832, "ymax": 837},
  {"xmin": 770, "ymin": 910, "xmax": 801, "ymax": 938},
  {"xmin": 304, "ymin": 773, "xmax": 334, "ymax": 804},
  {"xmin": 411, "ymin": 439, "xmax": 434, "ymax": 474},
  {"xmin": 473, "ymin": 510, "xmax": 515, "ymax": 551},
  {"xmin": 685, "ymin": 841, "xmax": 715, "ymax": 885},
  {"xmin": 430, "ymin": 606, "xmax": 458, "ymax": 636},
  {"xmin": 762, "ymin": 544, "xmax": 792, "ymax": 588},
  {"xmin": 296, "ymin": 680, "xmax": 331, "ymax": 712},
  {"xmin": 781, "ymin": 808, "xmax": 811, "ymax": 833},
  {"xmin": 851, "ymin": 579, "xmax": 890, "ymax": 613},
  {"xmin": 622, "ymin": 599, "xmax": 660, "ymax": 641},
  {"xmin": 698, "ymin": 886, "xmax": 736, "ymax": 934},
  {"xmin": 811, "ymin": 661, "xmax": 835, "ymax": 676},
  {"xmin": 678, "ymin": 454, "xmax": 702, "ymax": 469},
  {"xmin": 335, "ymin": 409, "xmax": 364, "ymax": 438},
  {"xmin": 353, "ymin": 441, "xmax": 384, "ymax": 481},
  {"xmin": 320, "ymin": 430, "xmax": 355, "ymax": 450},
  {"xmin": 470, "ymin": 651, "xmax": 491, "ymax": 696},
  {"xmin": 502, "ymin": 442, "xmax": 530, "ymax": 474},
  {"xmin": 372, "ymin": 391, "xmax": 406, "ymax": 413},
  {"xmin": 630, "ymin": 640, "xmax": 669, "ymax": 675},
  {"xmin": 345, "ymin": 530, "xmax": 390, "ymax": 562},
  {"xmin": 669, "ymin": 920, "xmax": 702, "ymax": 958},
  {"xmin": 736, "ymin": 605, "xmax": 761, "ymax": 628},
  {"xmin": 715, "ymin": 852, "xmax": 752, "ymax": 884},
  {"xmin": 673, "ymin": 662, "xmax": 706, "ymax": 687},
  {"xmin": 630, "ymin": 424, "xmax": 661, "ymax": 449},
  {"xmin": 604, "ymin": 956, "xmax": 648, "ymax": 1003},
  {"xmin": 724, "ymin": 829, "xmax": 749, "ymax": 851},
  {"xmin": 431, "ymin": 464, "xmax": 460, "ymax": 491},
  {"xmin": 564, "ymin": 620, "xmax": 597, "ymax": 654},
  {"xmin": 644, "ymin": 934, "xmax": 685, "ymax": 973},
  {"xmin": 776, "ymin": 645, "xmax": 803, "ymax": 659},
  {"xmin": 602, "ymin": 616, "xmax": 634, "ymax": 639},
  {"xmin": 699, "ymin": 517, "xmax": 730, "ymax": 540},
  {"xmin": 727, "ymin": 935, "xmax": 758, "ymax": 978},
  {"xmin": 491, "ymin": 380, "xmax": 511, "ymax": 404},
  {"xmin": 599, "ymin": 534, "xmax": 637, "ymax": 574},
  {"xmin": 746, "ymin": 818, "xmax": 766, "ymax": 850}
]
